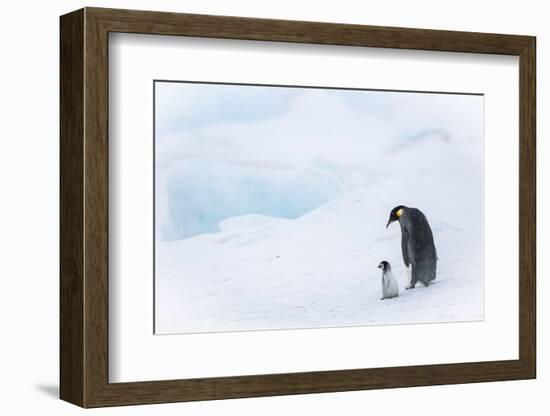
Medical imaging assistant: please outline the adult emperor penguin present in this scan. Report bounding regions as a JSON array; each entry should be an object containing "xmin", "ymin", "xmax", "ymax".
[
  {"xmin": 377, "ymin": 260, "xmax": 399, "ymax": 300},
  {"xmin": 386, "ymin": 205, "xmax": 437, "ymax": 289}
]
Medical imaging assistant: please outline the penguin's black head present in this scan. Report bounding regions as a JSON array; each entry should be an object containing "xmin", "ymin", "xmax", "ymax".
[
  {"xmin": 377, "ymin": 260, "xmax": 391, "ymax": 271},
  {"xmin": 386, "ymin": 205, "xmax": 406, "ymax": 228}
]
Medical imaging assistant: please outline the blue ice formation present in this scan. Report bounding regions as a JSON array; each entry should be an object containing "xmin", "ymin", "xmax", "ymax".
[{"xmin": 160, "ymin": 160, "xmax": 345, "ymax": 240}]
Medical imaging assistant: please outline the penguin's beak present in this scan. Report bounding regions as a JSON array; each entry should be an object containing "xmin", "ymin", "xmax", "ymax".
[
  {"xmin": 377, "ymin": 264, "xmax": 382, "ymax": 269},
  {"xmin": 386, "ymin": 218, "xmax": 393, "ymax": 228}
]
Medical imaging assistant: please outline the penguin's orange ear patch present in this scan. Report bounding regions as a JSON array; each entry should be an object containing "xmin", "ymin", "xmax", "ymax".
[{"xmin": 396, "ymin": 208, "xmax": 403, "ymax": 218}]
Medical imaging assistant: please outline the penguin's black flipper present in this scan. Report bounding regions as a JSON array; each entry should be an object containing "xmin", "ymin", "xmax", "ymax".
[{"xmin": 401, "ymin": 228, "xmax": 411, "ymax": 267}]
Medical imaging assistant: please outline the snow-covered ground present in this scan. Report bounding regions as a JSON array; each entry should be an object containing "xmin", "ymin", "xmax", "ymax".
[{"xmin": 155, "ymin": 185, "xmax": 483, "ymax": 334}]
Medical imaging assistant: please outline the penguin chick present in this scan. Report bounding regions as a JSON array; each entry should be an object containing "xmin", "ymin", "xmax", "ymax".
[{"xmin": 378, "ymin": 261, "xmax": 399, "ymax": 300}]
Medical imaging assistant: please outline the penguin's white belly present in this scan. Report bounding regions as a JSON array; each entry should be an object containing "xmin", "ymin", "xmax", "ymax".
[{"xmin": 382, "ymin": 271, "xmax": 399, "ymax": 299}]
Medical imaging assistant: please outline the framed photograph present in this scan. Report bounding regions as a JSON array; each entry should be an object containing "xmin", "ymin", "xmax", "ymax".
[{"xmin": 60, "ymin": 7, "xmax": 536, "ymax": 408}]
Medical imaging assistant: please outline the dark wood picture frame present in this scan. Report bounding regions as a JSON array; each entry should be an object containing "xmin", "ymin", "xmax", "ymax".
[{"xmin": 60, "ymin": 7, "xmax": 536, "ymax": 408}]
